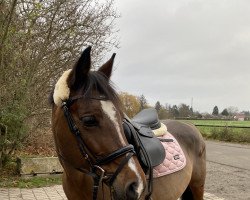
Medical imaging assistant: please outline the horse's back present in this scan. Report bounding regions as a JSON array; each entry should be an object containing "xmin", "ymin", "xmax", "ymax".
[{"xmin": 163, "ymin": 120, "xmax": 205, "ymax": 158}]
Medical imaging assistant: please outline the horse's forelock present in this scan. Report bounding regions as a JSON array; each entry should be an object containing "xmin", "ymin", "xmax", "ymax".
[{"xmin": 83, "ymin": 71, "xmax": 122, "ymax": 111}]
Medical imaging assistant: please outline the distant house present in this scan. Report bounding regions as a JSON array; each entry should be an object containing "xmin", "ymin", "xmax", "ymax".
[{"xmin": 234, "ymin": 113, "xmax": 246, "ymax": 121}]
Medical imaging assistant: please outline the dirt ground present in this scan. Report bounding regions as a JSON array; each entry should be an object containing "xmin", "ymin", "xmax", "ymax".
[{"xmin": 205, "ymin": 161, "xmax": 250, "ymax": 200}]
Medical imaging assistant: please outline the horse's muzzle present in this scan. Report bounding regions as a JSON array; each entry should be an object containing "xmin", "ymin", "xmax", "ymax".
[
  {"xmin": 112, "ymin": 181, "xmax": 140, "ymax": 200},
  {"xmin": 125, "ymin": 181, "xmax": 140, "ymax": 200}
]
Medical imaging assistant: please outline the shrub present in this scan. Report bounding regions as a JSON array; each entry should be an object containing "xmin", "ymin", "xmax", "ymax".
[
  {"xmin": 0, "ymin": 104, "xmax": 28, "ymax": 169},
  {"xmin": 199, "ymin": 126, "xmax": 250, "ymax": 143}
]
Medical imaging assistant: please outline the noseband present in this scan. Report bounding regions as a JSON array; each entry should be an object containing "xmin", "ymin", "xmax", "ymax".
[{"xmin": 59, "ymin": 95, "xmax": 135, "ymax": 200}]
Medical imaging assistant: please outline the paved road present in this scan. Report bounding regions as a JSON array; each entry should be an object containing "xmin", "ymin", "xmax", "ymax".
[
  {"xmin": 205, "ymin": 140, "xmax": 250, "ymax": 170},
  {"xmin": 0, "ymin": 185, "xmax": 67, "ymax": 200},
  {"xmin": 205, "ymin": 140, "xmax": 250, "ymax": 200},
  {"xmin": 2, "ymin": 140, "xmax": 249, "ymax": 200},
  {"xmin": 0, "ymin": 186, "xmax": 223, "ymax": 200}
]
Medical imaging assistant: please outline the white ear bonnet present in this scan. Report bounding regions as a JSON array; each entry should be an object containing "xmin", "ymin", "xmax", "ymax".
[{"xmin": 53, "ymin": 69, "xmax": 72, "ymax": 106}]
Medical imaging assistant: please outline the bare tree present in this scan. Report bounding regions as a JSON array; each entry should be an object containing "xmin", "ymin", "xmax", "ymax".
[
  {"xmin": 0, "ymin": 0, "xmax": 119, "ymax": 167},
  {"xmin": 119, "ymin": 92, "xmax": 141, "ymax": 118},
  {"xmin": 178, "ymin": 103, "xmax": 192, "ymax": 118},
  {"xmin": 139, "ymin": 94, "xmax": 147, "ymax": 110},
  {"xmin": 227, "ymin": 106, "xmax": 239, "ymax": 116}
]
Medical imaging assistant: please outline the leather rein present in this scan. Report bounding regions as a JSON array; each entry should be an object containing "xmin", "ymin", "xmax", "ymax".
[{"xmin": 58, "ymin": 95, "xmax": 135, "ymax": 200}]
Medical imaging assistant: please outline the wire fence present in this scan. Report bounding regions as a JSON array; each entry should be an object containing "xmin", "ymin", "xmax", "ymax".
[{"xmin": 194, "ymin": 124, "xmax": 250, "ymax": 129}]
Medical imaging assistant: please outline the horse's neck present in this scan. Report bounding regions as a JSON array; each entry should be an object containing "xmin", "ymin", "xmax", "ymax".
[{"xmin": 64, "ymin": 168, "xmax": 112, "ymax": 199}]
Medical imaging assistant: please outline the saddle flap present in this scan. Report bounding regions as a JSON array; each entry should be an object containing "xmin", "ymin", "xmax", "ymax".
[
  {"xmin": 138, "ymin": 129, "xmax": 166, "ymax": 168},
  {"xmin": 138, "ymin": 126, "xmax": 154, "ymax": 138},
  {"xmin": 123, "ymin": 119, "xmax": 165, "ymax": 169}
]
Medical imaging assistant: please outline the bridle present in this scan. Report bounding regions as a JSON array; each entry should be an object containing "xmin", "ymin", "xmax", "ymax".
[{"xmin": 58, "ymin": 95, "xmax": 136, "ymax": 200}]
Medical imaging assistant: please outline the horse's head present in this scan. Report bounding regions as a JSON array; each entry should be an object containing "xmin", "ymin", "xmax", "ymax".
[{"xmin": 50, "ymin": 47, "xmax": 146, "ymax": 199}]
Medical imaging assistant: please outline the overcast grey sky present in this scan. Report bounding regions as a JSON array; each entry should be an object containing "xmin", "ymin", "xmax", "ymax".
[{"xmin": 111, "ymin": 0, "xmax": 250, "ymax": 113}]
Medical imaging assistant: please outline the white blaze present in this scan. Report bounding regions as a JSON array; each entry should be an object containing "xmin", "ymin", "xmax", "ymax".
[
  {"xmin": 128, "ymin": 159, "xmax": 144, "ymax": 197},
  {"xmin": 100, "ymin": 100, "xmax": 144, "ymax": 197},
  {"xmin": 100, "ymin": 101, "xmax": 126, "ymax": 145}
]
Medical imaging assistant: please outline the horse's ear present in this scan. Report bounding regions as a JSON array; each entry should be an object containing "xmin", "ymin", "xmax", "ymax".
[
  {"xmin": 98, "ymin": 53, "xmax": 116, "ymax": 79},
  {"xmin": 68, "ymin": 46, "xmax": 92, "ymax": 89}
]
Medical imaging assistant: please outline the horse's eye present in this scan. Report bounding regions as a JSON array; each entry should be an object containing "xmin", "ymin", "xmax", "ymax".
[{"xmin": 81, "ymin": 116, "xmax": 98, "ymax": 127}]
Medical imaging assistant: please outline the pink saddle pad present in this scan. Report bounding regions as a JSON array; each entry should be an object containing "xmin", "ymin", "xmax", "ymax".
[{"xmin": 153, "ymin": 133, "xmax": 186, "ymax": 178}]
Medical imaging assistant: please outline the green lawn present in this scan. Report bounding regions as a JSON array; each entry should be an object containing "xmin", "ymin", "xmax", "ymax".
[
  {"xmin": 0, "ymin": 160, "xmax": 62, "ymax": 188},
  {"xmin": 179, "ymin": 120, "xmax": 250, "ymax": 143},
  {"xmin": 181, "ymin": 119, "xmax": 250, "ymax": 127},
  {"xmin": 0, "ymin": 176, "xmax": 62, "ymax": 188}
]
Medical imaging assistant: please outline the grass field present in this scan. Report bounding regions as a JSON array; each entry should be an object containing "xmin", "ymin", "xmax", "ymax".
[
  {"xmin": 181, "ymin": 119, "xmax": 250, "ymax": 127},
  {"xmin": 0, "ymin": 161, "xmax": 62, "ymax": 188},
  {"xmin": 0, "ymin": 176, "xmax": 62, "ymax": 188},
  {"xmin": 179, "ymin": 120, "xmax": 250, "ymax": 143}
]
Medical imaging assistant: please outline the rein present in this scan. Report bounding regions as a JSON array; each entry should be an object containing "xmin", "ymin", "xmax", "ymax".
[{"xmin": 60, "ymin": 96, "xmax": 135, "ymax": 200}]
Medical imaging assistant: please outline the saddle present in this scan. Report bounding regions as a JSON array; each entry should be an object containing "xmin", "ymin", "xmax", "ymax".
[{"xmin": 123, "ymin": 108, "xmax": 165, "ymax": 171}]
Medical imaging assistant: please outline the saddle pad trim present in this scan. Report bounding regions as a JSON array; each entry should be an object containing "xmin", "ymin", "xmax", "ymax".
[{"xmin": 153, "ymin": 132, "xmax": 186, "ymax": 178}]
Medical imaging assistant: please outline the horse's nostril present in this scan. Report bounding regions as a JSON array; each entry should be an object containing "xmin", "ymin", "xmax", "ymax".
[{"xmin": 126, "ymin": 181, "xmax": 139, "ymax": 200}]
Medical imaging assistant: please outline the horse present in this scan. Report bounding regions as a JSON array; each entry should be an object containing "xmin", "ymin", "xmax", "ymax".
[{"xmin": 49, "ymin": 46, "xmax": 206, "ymax": 200}]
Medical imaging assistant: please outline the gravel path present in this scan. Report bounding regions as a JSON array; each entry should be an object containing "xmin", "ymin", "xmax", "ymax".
[{"xmin": 205, "ymin": 161, "xmax": 250, "ymax": 200}]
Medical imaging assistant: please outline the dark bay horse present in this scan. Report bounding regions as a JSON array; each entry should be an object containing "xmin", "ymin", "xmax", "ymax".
[{"xmin": 50, "ymin": 46, "xmax": 206, "ymax": 200}]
